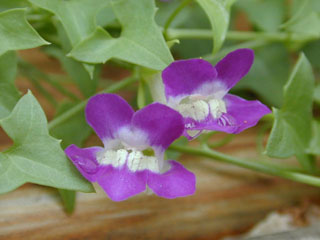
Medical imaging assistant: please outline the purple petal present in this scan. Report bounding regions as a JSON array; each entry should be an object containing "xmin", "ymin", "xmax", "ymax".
[
  {"xmin": 132, "ymin": 103, "xmax": 184, "ymax": 149},
  {"xmin": 215, "ymin": 48, "xmax": 254, "ymax": 90},
  {"xmin": 65, "ymin": 145, "xmax": 103, "ymax": 182},
  {"xmin": 85, "ymin": 94, "xmax": 134, "ymax": 142},
  {"xmin": 147, "ymin": 160, "xmax": 196, "ymax": 199},
  {"xmin": 162, "ymin": 59, "xmax": 218, "ymax": 102},
  {"xmin": 97, "ymin": 165, "xmax": 147, "ymax": 201},
  {"xmin": 223, "ymin": 94, "xmax": 271, "ymax": 133}
]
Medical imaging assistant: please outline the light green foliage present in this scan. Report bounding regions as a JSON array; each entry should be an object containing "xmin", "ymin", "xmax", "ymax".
[
  {"xmin": 0, "ymin": 92, "xmax": 94, "ymax": 194},
  {"xmin": 70, "ymin": 0, "xmax": 173, "ymax": 70},
  {"xmin": 0, "ymin": 0, "xmax": 29, "ymax": 12},
  {"xmin": 0, "ymin": 9, "xmax": 49, "ymax": 56},
  {"xmin": 29, "ymin": 0, "xmax": 109, "ymax": 78},
  {"xmin": 0, "ymin": 52, "xmax": 20, "ymax": 119},
  {"xmin": 235, "ymin": 0, "xmax": 285, "ymax": 32},
  {"xmin": 50, "ymin": 102, "xmax": 92, "ymax": 149},
  {"xmin": 196, "ymin": 0, "xmax": 236, "ymax": 54},
  {"xmin": 266, "ymin": 54, "xmax": 315, "ymax": 169},
  {"xmin": 307, "ymin": 121, "xmax": 320, "ymax": 155},
  {"xmin": 283, "ymin": 0, "xmax": 320, "ymax": 41},
  {"xmin": 46, "ymin": 46, "xmax": 99, "ymax": 98},
  {"xmin": 29, "ymin": 0, "xmax": 108, "ymax": 46},
  {"xmin": 303, "ymin": 40, "xmax": 320, "ymax": 72},
  {"xmin": 233, "ymin": 44, "xmax": 290, "ymax": 107}
]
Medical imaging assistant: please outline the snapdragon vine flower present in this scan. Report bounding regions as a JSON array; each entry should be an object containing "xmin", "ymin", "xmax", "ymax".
[
  {"xmin": 65, "ymin": 94, "xmax": 195, "ymax": 201},
  {"xmin": 162, "ymin": 49, "xmax": 271, "ymax": 139}
]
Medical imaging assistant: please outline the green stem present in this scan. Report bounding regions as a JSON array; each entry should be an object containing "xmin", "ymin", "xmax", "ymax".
[
  {"xmin": 48, "ymin": 76, "xmax": 137, "ymax": 130},
  {"xmin": 169, "ymin": 144, "xmax": 320, "ymax": 187},
  {"xmin": 166, "ymin": 28, "xmax": 318, "ymax": 42},
  {"xmin": 208, "ymin": 134, "xmax": 234, "ymax": 148},
  {"xmin": 163, "ymin": 0, "xmax": 192, "ymax": 40}
]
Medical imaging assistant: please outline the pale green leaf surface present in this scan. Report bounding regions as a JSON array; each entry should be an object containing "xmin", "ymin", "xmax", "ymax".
[
  {"xmin": 0, "ymin": 9, "xmax": 49, "ymax": 56},
  {"xmin": 29, "ymin": 0, "xmax": 108, "ymax": 77},
  {"xmin": 0, "ymin": 0, "xmax": 29, "ymax": 12},
  {"xmin": 0, "ymin": 51, "xmax": 20, "ymax": 119},
  {"xmin": 70, "ymin": 0, "xmax": 173, "ymax": 70},
  {"xmin": 266, "ymin": 54, "xmax": 315, "ymax": 159},
  {"xmin": 196, "ymin": 0, "xmax": 236, "ymax": 54},
  {"xmin": 0, "ymin": 92, "xmax": 94, "ymax": 194}
]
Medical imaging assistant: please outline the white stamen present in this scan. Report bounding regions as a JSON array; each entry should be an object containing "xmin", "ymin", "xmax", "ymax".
[
  {"xmin": 209, "ymin": 99, "xmax": 227, "ymax": 119},
  {"xmin": 177, "ymin": 100, "xmax": 209, "ymax": 121}
]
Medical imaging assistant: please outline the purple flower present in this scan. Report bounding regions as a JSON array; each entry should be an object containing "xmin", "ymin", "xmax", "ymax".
[
  {"xmin": 162, "ymin": 48, "xmax": 271, "ymax": 139},
  {"xmin": 65, "ymin": 94, "xmax": 195, "ymax": 201}
]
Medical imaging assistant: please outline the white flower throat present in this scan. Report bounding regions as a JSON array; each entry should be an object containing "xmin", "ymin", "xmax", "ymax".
[
  {"xmin": 97, "ymin": 148, "xmax": 159, "ymax": 172},
  {"xmin": 96, "ymin": 127, "xmax": 166, "ymax": 173},
  {"xmin": 176, "ymin": 95, "xmax": 227, "ymax": 121}
]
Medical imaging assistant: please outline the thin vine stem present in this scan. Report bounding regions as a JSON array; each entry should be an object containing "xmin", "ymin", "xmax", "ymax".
[
  {"xmin": 48, "ymin": 75, "xmax": 137, "ymax": 130},
  {"xmin": 163, "ymin": 0, "xmax": 192, "ymax": 40},
  {"xmin": 166, "ymin": 28, "xmax": 318, "ymax": 42},
  {"xmin": 169, "ymin": 144, "xmax": 320, "ymax": 187}
]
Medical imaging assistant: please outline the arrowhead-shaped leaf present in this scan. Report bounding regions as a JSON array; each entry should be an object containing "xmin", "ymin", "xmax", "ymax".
[
  {"xmin": 0, "ymin": 9, "xmax": 49, "ymax": 56},
  {"xmin": 266, "ymin": 54, "xmax": 315, "ymax": 166},
  {"xmin": 0, "ymin": 92, "xmax": 94, "ymax": 194},
  {"xmin": 29, "ymin": 0, "xmax": 108, "ymax": 78},
  {"xmin": 70, "ymin": 0, "xmax": 173, "ymax": 70}
]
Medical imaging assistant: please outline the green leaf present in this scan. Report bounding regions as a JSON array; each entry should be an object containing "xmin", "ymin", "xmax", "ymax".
[
  {"xmin": 303, "ymin": 40, "xmax": 320, "ymax": 72},
  {"xmin": 314, "ymin": 85, "xmax": 320, "ymax": 105},
  {"xmin": 283, "ymin": 0, "xmax": 320, "ymax": 41},
  {"xmin": 45, "ymin": 46, "xmax": 99, "ymax": 98},
  {"xmin": 0, "ymin": 9, "xmax": 49, "ymax": 56},
  {"xmin": 50, "ymin": 102, "xmax": 92, "ymax": 215},
  {"xmin": 266, "ymin": 54, "xmax": 315, "ymax": 169},
  {"xmin": 0, "ymin": 0, "xmax": 29, "ymax": 12},
  {"xmin": 196, "ymin": 0, "xmax": 236, "ymax": 54},
  {"xmin": 0, "ymin": 92, "xmax": 94, "ymax": 194},
  {"xmin": 307, "ymin": 120, "xmax": 320, "ymax": 155},
  {"xmin": 70, "ymin": 0, "xmax": 173, "ymax": 71},
  {"xmin": 235, "ymin": 0, "xmax": 285, "ymax": 32},
  {"xmin": 58, "ymin": 189, "xmax": 76, "ymax": 214},
  {"xmin": 50, "ymin": 102, "xmax": 91, "ymax": 149},
  {"xmin": 29, "ymin": 0, "xmax": 108, "ymax": 78},
  {"xmin": 0, "ymin": 51, "xmax": 20, "ymax": 119},
  {"xmin": 233, "ymin": 43, "xmax": 290, "ymax": 107}
]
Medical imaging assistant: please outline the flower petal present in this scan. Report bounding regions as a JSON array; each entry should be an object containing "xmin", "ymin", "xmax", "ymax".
[
  {"xmin": 162, "ymin": 59, "xmax": 218, "ymax": 103},
  {"xmin": 97, "ymin": 165, "xmax": 147, "ymax": 201},
  {"xmin": 65, "ymin": 144, "xmax": 103, "ymax": 182},
  {"xmin": 147, "ymin": 160, "xmax": 196, "ymax": 199},
  {"xmin": 223, "ymin": 94, "xmax": 271, "ymax": 133},
  {"xmin": 215, "ymin": 48, "xmax": 254, "ymax": 90},
  {"xmin": 132, "ymin": 103, "xmax": 184, "ymax": 149},
  {"xmin": 182, "ymin": 94, "xmax": 270, "ymax": 137},
  {"xmin": 85, "ymin": 93, "xmax": 134, "ymax": 143}
]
